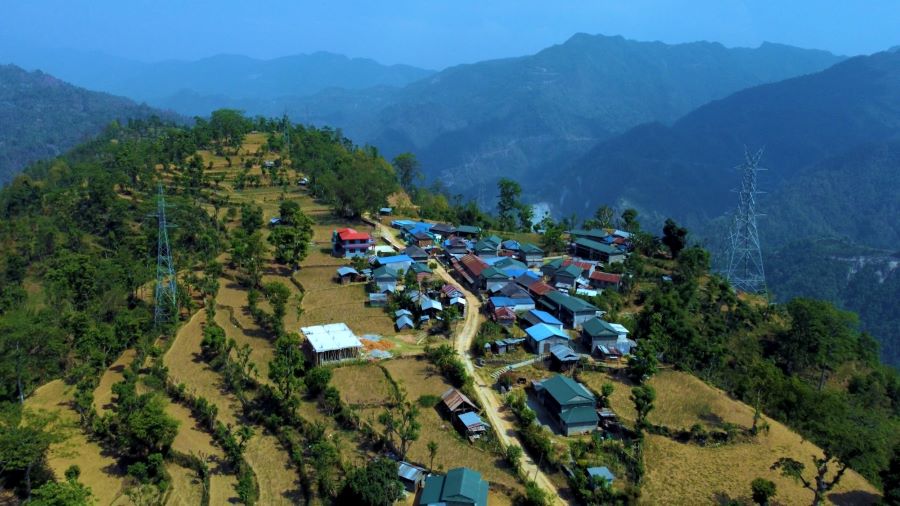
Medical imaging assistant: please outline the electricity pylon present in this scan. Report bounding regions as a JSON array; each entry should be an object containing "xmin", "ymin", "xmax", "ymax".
[
  {"xmin": 725, "ymin": 149, "xmax": 767, "ymax": 294},
  {"xmin": 154, "ymin": 184, "xmax": 177, "ymax": 326}
]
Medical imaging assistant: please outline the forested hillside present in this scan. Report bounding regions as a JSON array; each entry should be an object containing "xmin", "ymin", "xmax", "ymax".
[
  {"xmin": 338, "ymin": 34, "xmax": 841, "ymax": 203},
  {"xmin": 0, "ymin": 65, "xmax": 172, "ymax": 184},
  {"xmin": 560, "ymin": 49, "xmax": 900, "ymax": 226}
]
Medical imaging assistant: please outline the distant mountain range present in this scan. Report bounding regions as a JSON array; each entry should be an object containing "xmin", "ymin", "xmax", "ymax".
[
  {"xmin": 561, "ymin": 50, "xmax": 900, "ymax": 244},
  {"xmin": 4, "ymin": 46, "xmax": 434, "ymax": 108},
  {"xmin": 0, "ymin": 64, "xmax": 173, "ymax": 184},
  {"xmin": 298, "ymin": 34, "xmax": 844, "ymax": 204}
]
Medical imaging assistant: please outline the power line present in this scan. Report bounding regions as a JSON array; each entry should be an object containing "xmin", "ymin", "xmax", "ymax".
[{"xmin": 725, "ymin": 148, "xmax": 767, "ymax": 294}]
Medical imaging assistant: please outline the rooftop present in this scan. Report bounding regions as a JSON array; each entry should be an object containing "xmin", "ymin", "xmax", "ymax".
[
  {"xmin": 540, "ymin": 374, "xmax": 595, "ymax": 406},
  {"xmin": 335, "ymin": 228, "xmax": 371, "ymax": 241},
  {"xmin": 526, "ymin": 309, "xmax": 563, "ymax": 326},
  {"xmin": 543, "ymin": 290, "xmax": 599, "ymax": 313},
  {"xmin": 574, "ymin": 237, "xmax": 623, "ymax": 255},
  {"xmin": 525, "ymin": 323, "xmax": 570, "ymax": 342},
  {"xmin": 301, "ymin": 323, "xmax": 362, "ymax": 353},
  {"xmin": 582, "ymin": 317, "xmax": 619, "ymax": 338},
  {"xmin": 419, "ymin": 467, "xmax": 489, "ymax": 506}
]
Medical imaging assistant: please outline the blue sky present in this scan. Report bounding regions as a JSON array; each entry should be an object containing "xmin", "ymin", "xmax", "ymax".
[{"xmin": 2, "ymin": 0, "xmax": 898, "ymax": 68}]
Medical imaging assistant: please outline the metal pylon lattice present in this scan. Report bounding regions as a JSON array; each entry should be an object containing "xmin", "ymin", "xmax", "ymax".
[
  {"xmin": 725, "ymin": 149, "xmax": 767, "ymax": 294},
  {"xmin": 154, "ymin": 184, "xmax": 177, "ymax": 326}
]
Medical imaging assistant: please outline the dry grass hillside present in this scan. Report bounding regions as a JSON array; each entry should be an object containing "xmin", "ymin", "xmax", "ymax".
[{"xmin": 580, "ymin": 369, "xmax": 880, "ymax": 505}]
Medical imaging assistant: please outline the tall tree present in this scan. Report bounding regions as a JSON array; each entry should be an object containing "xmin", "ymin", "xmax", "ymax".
[
  {"xmin": 497, "ymin": 178, "xmax": 523, "ymax": 231},
  {"xmin": 338, "ymin": 458, "xmax": 404, "ymax": 506},
  {"xmin": 619, "ymin": 208, "xmax": 640, "ymax": 233},
  {"xmin": 268, "ymin": 333, "xmax": 306, "ymax": 408},
  {"xmin": 631, "ymin": 385, "xmax": 656, "ymax": 433},
  {"xmin": 662, "ymin": 218, "xmax": 688, "ymax": 258},
  {"xmin": 392, "ymin": 152, "xmax": 421, "ymax": 194}
]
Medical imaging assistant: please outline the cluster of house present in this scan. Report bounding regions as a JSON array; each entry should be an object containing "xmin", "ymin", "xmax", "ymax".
[{"xmin": 331, "ymin": 222, "xmax": 635, "ymax": 357}]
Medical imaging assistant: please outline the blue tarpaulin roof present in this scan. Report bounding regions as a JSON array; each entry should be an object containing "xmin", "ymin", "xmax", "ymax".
[
  {"xmin": 336, "ymin": 266, "xmax": 358, "ymax": 277},
  {"xmin": 458, "ymin": 411, "xmax": 488, "ymax": 428},
  {"xmin": 376, "ymin": 255, "xmax": 413, "ymax": 264},
  {"xmin": 588, "ymin": 467, "xmax": 615, "ymax": 483}
]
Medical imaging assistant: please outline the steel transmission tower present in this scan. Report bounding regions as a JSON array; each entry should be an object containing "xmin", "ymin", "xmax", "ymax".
[
  {"xmin": 725, "ymin": 149, "xmax": 767, "ymax": 294},
  {"xmin": 154, "ymin": 184, "xmax": 177, "ymax": 326}
]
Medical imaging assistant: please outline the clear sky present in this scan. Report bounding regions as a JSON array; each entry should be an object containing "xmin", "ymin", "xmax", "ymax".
[{"xmin": 2, "ymin": 0, "xmax": 898, "ymax": 69}]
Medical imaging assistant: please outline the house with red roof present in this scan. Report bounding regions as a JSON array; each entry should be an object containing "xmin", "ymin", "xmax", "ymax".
[
  {"xmin": 332, "ymin": 228, "xmax": 374, "ymax": 258},
  {"xmin": 589, "ymin": 271, "xmax": 623, "ymax": 290}
]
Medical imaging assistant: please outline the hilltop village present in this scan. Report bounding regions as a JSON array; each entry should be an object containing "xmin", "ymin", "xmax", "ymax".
[{"xmin": 5, "ymin": 117, "xmax": 893, "ymax": 506}]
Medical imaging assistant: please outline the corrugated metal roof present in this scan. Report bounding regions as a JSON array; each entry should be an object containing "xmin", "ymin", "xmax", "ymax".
[
  {"xmin": 457, "ymin": 412, "xmax": 487, "ymax": 428},
  {"xmin": 301, "ymin": 323, "xmax": 362, "ymax": 353},
  {"xmin": 525, "ymin": 323, "xmax": 569, "ymax": 342},
  {"xmin": 398, "ymin": 461, "xmax": 426, "ymax": 482},
  {"xmin": 527, "ymin": 309, "xmax": 562, "ymax": 326}
]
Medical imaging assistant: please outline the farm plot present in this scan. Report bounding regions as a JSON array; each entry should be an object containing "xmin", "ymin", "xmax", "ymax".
[
  {"xmin": 93, "ymin": 349, "xmax": 137, "ymax": 415},
  {"xmin": 26, "ymin": 380, "xmax": 128, "ymax": 506},
  {"xmin": 163, "ymin": 463, "xmax": 205, "ymax": 506}
]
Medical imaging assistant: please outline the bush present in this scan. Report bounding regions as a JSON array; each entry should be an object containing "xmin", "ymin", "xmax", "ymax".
[{"xmin": 417, "ymin": 394, "xmax": 441, "ymax": 408}]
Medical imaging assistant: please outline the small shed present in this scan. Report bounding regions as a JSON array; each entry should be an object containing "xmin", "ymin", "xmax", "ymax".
[
  {"xmin": 549, "ymin": 344, "xmax": 580, "ymax": 370},
  {"xmin": 493, "ymin": 306, "xmax": 516, "ymax": 327},
  {"xmin": 397, "ymin": 461, "xmax": 427, "ymax": 491},
  {"xmin": 336, "ymin": 266, "xmax": 359, "ymax": 284},
  {"xmin": 440, "ymin": 388, "xmax": 479, "ymax": 415},
  {"xmin": 454, "ymin": 412, "xmax": 490, "ymax": 440},
  {"xmin": 379, "ymin": 207, "xmax": 393, "ymax": 215},
  {"xmin": 396, "ymin": 315, "xmax": 414, "ymax": 330}
]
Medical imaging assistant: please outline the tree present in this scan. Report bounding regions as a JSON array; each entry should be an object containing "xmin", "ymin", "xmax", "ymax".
[
  {"xmin": 539, "ymin": 217, "xmax": 566, "ymax": 254},
  {"xmin": 619, "ymin": 208, "xmax": 640, "ymax": 233},
  {"xmin": 506, "ymin": 444, "xmax": 523, "ymax": 470},
  {"xmin": 396, "ymin": 399, "xmax": 421, "ymax": 460},
  {"xmin": 599, "ymin": 383, "xmax": 615, "ymax": 408},
  {"xmin": 268, "ymin": 333, "xmax": 306, "ymax": 408},
  {"xmin": 750, "ymin": 477, "xmax": 777, "ymax": 506},
  {"xmin": 29, "ymin": 479, "xmax": 93, "ymax": 506},
  {"xmin": 661, "ymin": 218, "xmax": 688, "ymax": 258},
  {"xmin": 393, "ymin": 152, "xmax": 421, "ymax": 194},
  {"xmin": 113, "ymin": 391, "xmax": 179, "ymax": 458},
  {"xmin": 776, "ymin": 298, "xmax": 858, "ymax": 387},
  {"xmin": 883, "ymin": 443, "xmax": 900, "ymax": 506},
  {"xmin": 264, "ymin": 281, "xmax": 291, "ymax": 336},
  {"xmin": 628, "ymin": 314, "xmax": 661, "ymax": 383},
  {"xmin": 593, "ymin": 205, "xmax": 615, "ymax": 229},
  {"xmin": 305, "ymin": 366, "xmax": 332, "ymax": 397},
  {"xmin": 240, "ymin": 203, "xmax": 263, "ymax": 234},
  {"xmin": 631, "ymin": 385, "xmax": 656, "ymax": 434},
  {"xmin": 338, "ymin": 458, "xmax": 404, "ymax": 506},
  {"xmin": 427, "ymin": 440, "xmax": 438, "ymax": 471},
  {"xmin": 0, "ymin": 407, "xmax": 64, "ymax": 499},
  {"xmin": 497, "ymin": 178, "xmax": 523, "ymax": 231}
]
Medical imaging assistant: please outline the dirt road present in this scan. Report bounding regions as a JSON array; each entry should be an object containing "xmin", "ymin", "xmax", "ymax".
[{"xmin": 369, "ymin": 219, "xmax": 566, "ymax": 504}]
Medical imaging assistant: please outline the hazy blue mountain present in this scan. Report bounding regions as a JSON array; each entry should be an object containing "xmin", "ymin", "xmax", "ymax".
[
  {"xmin": 330, "ymin": 34, "xmax": 843, "ymax": 202},
  {"xmin": 3, "ymin": 45, "xmax": 434, "ymax": 106},
  {"xmin": 0, "ymin": 65, "xmax": 174, "ymax": 184},
  {"xmin": 561, "ymin": 50, "xmax": 900, "ymax": 228}
]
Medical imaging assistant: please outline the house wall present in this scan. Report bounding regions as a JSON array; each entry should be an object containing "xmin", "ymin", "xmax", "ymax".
[
  {"xmin": 531, "ymin": 336, "xmax": 569, "ymax": 354},
  {"xmin": 564, "ymin": 421, "xmax": 597, "ymax": 436}
]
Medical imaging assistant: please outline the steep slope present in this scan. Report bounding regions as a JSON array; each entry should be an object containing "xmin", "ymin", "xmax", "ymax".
[
  {"xmin": 0, "ymin": 64, "xmax": 172, "ymax": 183},
  {"xmin": 561, "ymin": 50, "xmax": 900, "ymax": 226},
  {"xmin": 350, "ymin": 34, "xmax": 842, "ymax": 200}
]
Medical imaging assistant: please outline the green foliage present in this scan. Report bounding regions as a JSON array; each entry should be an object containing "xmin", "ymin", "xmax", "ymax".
[
  {"xmin": 268, "ymin": 333, "xmax": 306, "ymax": 407},
  {"xmin": 496, "ymin": 178, "xmax": 531, "ymax": 231},
  {"xmin": 661, "ymin": 218, "xmax": 688, "ymax": 258},
  {"xmin": 304, "ymin": 366, "xmax": 332, "ymax": 397},
  {"xmin": 28, "ymin": 479, "xmax": 93, "ymax": 506},
  {"xmin": 750, "ymin": 477, "xmax": 776, "ymax": 506},
  {"xmin": 883, "ymin": 444, "xmax": 900, "ymax": 506},
  {"xmin": 111, "ymin": 380, "xmax": 179, "ymax": 458},
  {"xmin": 338, "ymin": 458, "xmax": 404, "ymax": 506},
  {"xmin": 630, "ymin": 385, "xmax": 656, "ymax": 434},
  {"xmin": 393, "ymin": 152, "xmax": 421, "ymax": 194}
]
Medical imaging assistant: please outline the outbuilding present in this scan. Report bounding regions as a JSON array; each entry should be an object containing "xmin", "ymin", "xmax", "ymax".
[{"xmin": 301, "ymin": 323, "xmax": 363, "ymax": 365}]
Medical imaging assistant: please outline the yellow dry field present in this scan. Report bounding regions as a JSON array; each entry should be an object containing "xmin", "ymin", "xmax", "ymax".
[
  {"xmin": 164, "ymin": 311, "xmax": 242, "ymax": 426},
  {"xmin": 580, "ymin": 370, "xmax": 880, "ymax": 505},
  {"xmin": 330, "ymin": 364, "xmax": 393, "ymax": 406},
  {"xmin": 26, "ymin": 380, "xmax": 128, "ymax": 506},
  {"xmin": 93, "ymin": 349, "xmax": 136, "ymax": 414},
  {"xmin": 165, "ymin": 311, "xmax": 301, "ymax": 503},
  {"xmin": 242, "ymin": 431, "xmax": 303, "ymax": 505},
  {"xmin": 163, "ymin": 463, "xmax": 204, "ymax": 506},
  {"xmin": 215, "ymin": 278, "xmax": 275, "ymax": 382},
  {"xmin": 378, "ymin": 359, "xmax": 521, "ymax": 493}
]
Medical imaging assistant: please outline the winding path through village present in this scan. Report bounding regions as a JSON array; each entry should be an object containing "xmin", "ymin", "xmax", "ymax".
[{"xmin": 368, "ymin": 219, "xmax": 566, "ymax": 504}]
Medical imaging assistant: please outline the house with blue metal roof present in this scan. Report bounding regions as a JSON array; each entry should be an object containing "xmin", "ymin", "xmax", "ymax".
[
  {"xmin": 525, "ymin": 323, "xmax": 571, "ymax": 354},
  {"xmin": 419, "ymin": 467, "xmax": 489, "ymax": 506},
  {"xmin": 521, "ymin": 309, "xmax": 563, "ymax": 329},
  {"xmin": 335, "ymin": 266, "xmax": 359, "ymax": 284}
]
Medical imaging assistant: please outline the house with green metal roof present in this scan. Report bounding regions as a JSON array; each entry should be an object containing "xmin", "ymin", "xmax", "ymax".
[
  {"xmin": 419, "ymin": 467, "xmax": 489, "ymax": 506},
  {"xmin": 474, "ymin": 236, "xmax": 501, "ymax": 258},
  {"xmin": 553, "ymin": 264, "xmax": 583, "ymax": 288},
  {"xmin": 572, "ymin": 238, "xmax": 626, "ymax": 264},
  {"xmin": 539, "ymin": 290, "xmax": 601, "ymax": 329},
  {"xmin": 455, "ymin": 225, "xmax": 482, "ymax": 238},
  {"xmin": 518, "ymin": 242, "xmax": 545, "ymax": 267},
  {"xmin": 536, "ymin": 374, "xmax": 599, "ymax": 436},
  {"xmin": 480, "ymin": 266, "xmax": 511, "ymax": 292}
]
